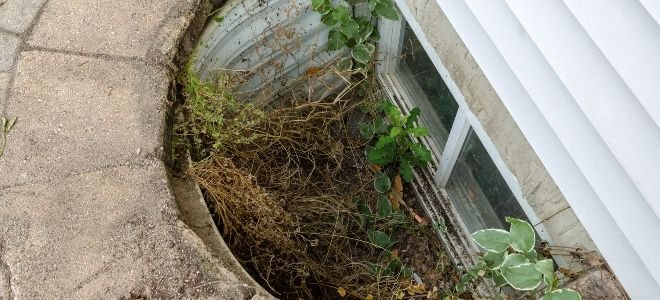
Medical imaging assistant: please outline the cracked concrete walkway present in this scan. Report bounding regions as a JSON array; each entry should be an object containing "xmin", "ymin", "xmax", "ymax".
[{"xmin": 0, "ymin": 0, "xmax": 263, "ymax": 298}]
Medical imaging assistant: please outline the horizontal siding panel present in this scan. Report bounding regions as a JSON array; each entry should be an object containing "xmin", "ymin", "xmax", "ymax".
[
  {"xmin": 503, "ymin": 0, "xmax": 660, "ymax": 287},
  {"xmin": 444, "ymin": 0, "xmax": 660, "ymax": 296}
]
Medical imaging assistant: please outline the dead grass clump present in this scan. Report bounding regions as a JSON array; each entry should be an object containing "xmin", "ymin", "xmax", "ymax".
[
  {"xmin": 190, "ymin": 156, "xmax": 315, "ymax": 294},
  {"xmin": 179, "ymin": 64, "xmax": 452, "ymax": 299}
]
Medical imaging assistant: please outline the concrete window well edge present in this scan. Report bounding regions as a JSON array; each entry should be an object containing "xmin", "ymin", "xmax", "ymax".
[{"xmin": 162, "ymin": 0, "xmax": 275, "ymax": 299}]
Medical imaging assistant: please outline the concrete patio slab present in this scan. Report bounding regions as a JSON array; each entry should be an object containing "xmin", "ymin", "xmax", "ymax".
[
  {"xmin": 0, "ymin": 31, "xmax": 20, "ymax": 72},
  {"xmin": 0, "ymin": 51, "xmax": 168, "ymax": 188},
  {"xmin": 0, "ymin": 0, "xmax": 271, "ymax": 298},
  {"xmin": 0, "ymin": 0, "xmax": 47, "ymax": 34},
  {"xmin": 0, "ymin": 72, "xmax": 9, "ymax": 107},
  {"xmin": 28, "ymin": 0, "xmax": 195, "ymax": 59},
  {"xmin": 0, "ymin": 162, "xmax": 256, "ymax": 299}
]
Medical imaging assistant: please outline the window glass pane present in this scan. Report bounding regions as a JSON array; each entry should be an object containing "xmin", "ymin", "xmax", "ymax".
[
  {"xmin": 396, "ymin": 23, "xmax": 459, "ymax": 152},
  {"xmin": 445, "ymin": 129, "xmax": 529, "ymax": 234}
]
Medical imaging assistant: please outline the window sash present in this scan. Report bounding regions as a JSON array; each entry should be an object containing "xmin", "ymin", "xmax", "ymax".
[{"xmin": 376, "ymin": 4, "xmax": 561, "ymax": 263}]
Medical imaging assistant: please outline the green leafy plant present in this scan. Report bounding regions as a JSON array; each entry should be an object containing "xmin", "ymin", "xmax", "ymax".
[
  {"xmin": 311, "ymin": 0, "xmax": 399, "ymax": 65},
  {"xmin": 460, "ymin": 217, "xmax": 582, "ymax": 300},
  {"xmin": 175, "ymin": 63, "xmax": 264, "ymax": 159},
  {"xmin": 354, "ymin": 195, "xmax": 413, "ymax": 279},
  {"xmin": 0, "ymin": 116, "xmax": 17, "ymax": 157},
  {"xmin": 361, "ymin": 100, "xmax": 432, "ymax": 182}
]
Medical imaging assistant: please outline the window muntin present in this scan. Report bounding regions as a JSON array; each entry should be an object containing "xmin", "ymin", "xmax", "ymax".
[
  {"xmin": 395, "ymin": 23, "xmax": 459, "ymax": 152},
  {"xmin": 445, "ymin": 130, "xmax": 529, "ymax": 234}
]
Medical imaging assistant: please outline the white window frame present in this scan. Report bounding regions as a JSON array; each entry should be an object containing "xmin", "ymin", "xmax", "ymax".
[{"xmin": 376, "ymin": 1, "xmax": 557, "ymax": 258}]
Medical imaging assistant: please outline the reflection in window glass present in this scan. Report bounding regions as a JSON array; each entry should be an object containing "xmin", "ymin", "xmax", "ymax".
[
  {"xmin": 445, "ymin": 130, "xmax": 529, "ymax": 234},
  {"xmin": 396, "ymin": 23, "xmax": 459, "ymax": 152}
]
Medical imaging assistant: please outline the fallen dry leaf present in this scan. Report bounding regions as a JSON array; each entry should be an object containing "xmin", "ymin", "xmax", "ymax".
[
  {"xmin": 368, "ymin": 163, "xmax": 382, "ymax": 173},
  {"xmin": 388, "ymin": 191, "xmax": 401, "ymax": 211},
  {"xmin": 407, "ymin": 283, "xmax": 427, "ymax": 295},
  {"xmin": 390, "ymin": 174, "xmax": 403, "ymax": 210},
  {"xmin": 396, "ymin": 290, "xmax": 405, "ymax": 300},
  {"xmin": 306, "ymin": 67, "xmax": 323, "ymax": 76},
  {"xmin": 390, "ymin": 249, "xmax": 399, "ymax": 257},
  {"xmin": 337, "ymin": 287, "xmax": 347, "ymax": 297}
]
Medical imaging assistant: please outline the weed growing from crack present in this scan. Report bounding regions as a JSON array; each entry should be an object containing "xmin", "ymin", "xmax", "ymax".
[{"xmin": 0, "ymin": 116, "xmax": 17, "ymax": 157}]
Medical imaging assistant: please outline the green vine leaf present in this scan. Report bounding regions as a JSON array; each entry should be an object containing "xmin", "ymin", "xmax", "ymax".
[
  {"xmin": 524, "ymin": 248, "xmax": 539, "ymax": 263},
  {"xmin": 406, "ymin": 107, "xmax": 420, "ymax": 127},
  {"xmin": 332, "ymin": 5, "xmax": 351, "ymax": 24},
  {"xmin": 374, "ymin": 171, "xmax": 391, "ymax": 193},
  {"xmin": 358, "ymin": 22, "xmax": 374, "ymax": 43},
  {"xmin": 337, "ymin": 57, "xmax": 353, "ymax": 71},
  {"xmin": 359, "ymin": 121, "xmax": 374, "ymax": 139},
  {"xmin": 364, "ymin": 42, "xmax": 375, "ymax": 55},
  {"xmin": 370, "ymin": 29, "xmax": 381, "ymax": 42},
  {"xmin": 353, "ymin": 197, "xmax": 373, "ymax": 228},
  {"xmin": 399, "ymin": 158, "xmax": 413, "ymax": 182},
  {"xmin": 340, "ymin": 19, "xmax": 360, "ymax": 39},
  {"xmin": 471, "ymin": 229, "xmax": 510, "ymax": 253},
  {"xmin": 382, "ymin": 100, "xmax": 402, "ymax": 126},
  {"xmin": 367, "ymin": 136, "xmax": 396, "ymax": 165},
  {"xmin": 535, "ymin": 259, "xmax": 554, "ymax": 288},
  {"xmin": 542, "ymin": 288, "xmax": 582, "ymax": 300},
  {"xmin": 367, "ymin": 0, "xmax": 377, "ymax": 11},
  {"xmin": 389, "ymin": 126, "xmax": 402, "ymax": 138},
  {"xmin": 368, "ymin": 230, "xmax": 393, "ymax": 250},
  {"xmin": 376, "ymin": 194, "xmax": 392, "ymax": 217},
  {"xmin": 492, "ymin": 270, "xmax": 508, "ymax": 287},
  {"xmin": 311, "ymin": 0, "xmax": 325, "ymax": 10},
  {"xmin": 321, "ymin": 12, "xmax": 338, "ymax": 26},
  {"xmin": 375, "ymin": 135, "xmax": 394, "ymax": 148},
  {"xmin": 374, "ymin": 117, "xmax": 388, "ymax": 134},
  {"xmin": 500, "ymin": 263, "xmax": 543, "ymax": 291},
  {"xmin": 503, "ymin": 253, "xmax": 529, "ymax": 268},
  {"xmin": 351, "ymin": 43, "xmax": 372, "ymax": 65},
  {"xmin": 327, "ymin": 29, "xmax": 347, "ymax": 51},
  {"xmin": 410, "ymin": 143, "xmax": 432, "ymax": 163},
  {"xmin": 408, "ymin": 127, "xmax": 428, "ymax": 137},
  {"xmin": 483, "ymin": 251, "xmax": 507, "ymax": 270},
  {"xmin": 506, "ymin": 217, "xmax": 536, "ymax": 252},
  {"xmin": 374, "ymin": 1, "xmax": 399, "ymax": 21}
]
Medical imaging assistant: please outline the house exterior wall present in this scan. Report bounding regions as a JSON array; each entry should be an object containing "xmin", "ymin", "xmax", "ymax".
[
  {"xmin": 401, "ymin": 0, "xmax": 660, "ymax": 297},
  {"xmin": 399, "ymin": 0, "xmax": 596, "ymax": 253}
]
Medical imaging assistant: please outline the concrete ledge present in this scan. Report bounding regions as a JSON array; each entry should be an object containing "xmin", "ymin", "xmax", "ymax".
[
  {"xmin": 0, "ymin": 162, "xmax": 254, "ymax": 299},
  {"xmin": 0, "ymin": 0, "xmax": 272, "ymax": 298},
  {"xmin": 1, "ymin": 51, "xmax": 168, "ymax": 188},
  {"xmin": 27, "ymin": 0, "xmax": 198, "ymax": 60}
]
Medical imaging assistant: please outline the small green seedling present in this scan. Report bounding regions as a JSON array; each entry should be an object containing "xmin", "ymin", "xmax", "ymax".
[
  {"xmin": 459, "ymin": 217, "xmax": 582, "ymax": 300},
  {"xmin": 0, "ymin": 116, "xmax": 16, "ymax": 157},
  {"xmin": 353, "ymin": 195, "xmax": 413, "ymax": 280},
  {"xmin": 361, "ymin": 100, "xmax": 432, "ymax": 182}
]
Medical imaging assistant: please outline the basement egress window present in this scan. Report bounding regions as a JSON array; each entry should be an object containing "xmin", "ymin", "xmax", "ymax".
[{"xmin": 377, "ymin": 15, "xmax": 531, "ymax": 237}]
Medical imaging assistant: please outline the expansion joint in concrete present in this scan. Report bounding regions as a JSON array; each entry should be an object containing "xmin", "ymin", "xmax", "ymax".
[{"xmin": 0, "ymin": 157, "xmax": 163, "ymax": 191}]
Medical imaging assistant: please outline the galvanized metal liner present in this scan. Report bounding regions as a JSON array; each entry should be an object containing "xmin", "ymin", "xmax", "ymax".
[{"xmin": 195, "ymin": 0, "xmax": 350, "ymax": 104}]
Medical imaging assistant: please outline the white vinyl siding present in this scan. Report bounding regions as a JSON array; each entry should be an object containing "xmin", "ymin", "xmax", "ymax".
[{"xmin": 429, "ymin": 0, "xmax": 660, "ymax": 296}]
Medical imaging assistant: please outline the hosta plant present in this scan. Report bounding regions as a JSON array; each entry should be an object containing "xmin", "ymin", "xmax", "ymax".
[{"xmin": 460, "ymin": 217, "xmax": 581, "ymax": 300}]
